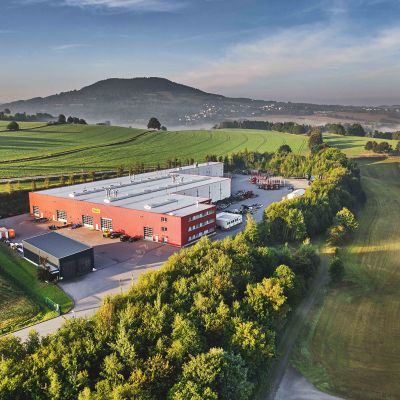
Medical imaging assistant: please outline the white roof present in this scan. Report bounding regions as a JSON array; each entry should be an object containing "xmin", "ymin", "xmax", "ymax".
[
  {"xmin": 287, "ymin": 188, "xmax": 306, "ymax": 199},
  {"xmin": 36, "ymin": 163, "xmax": 227, "ymax": 217},
  {"xmin": 216, "ymin": 212, "xmax": 242, "ymax": 222}
]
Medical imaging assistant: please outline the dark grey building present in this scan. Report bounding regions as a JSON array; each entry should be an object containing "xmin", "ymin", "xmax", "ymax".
[{"xmin": 23, "ymin": 232, "xmax": 94, "ymax": 280}]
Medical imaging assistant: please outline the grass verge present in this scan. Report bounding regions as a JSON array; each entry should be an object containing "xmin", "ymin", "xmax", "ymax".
[
  {"xmin": 0, "ymin": 245, "xmax": 73, "ymax": 334},
  {"xmin": 290, "ymin": 157, "xmax": 400, "ymax": 400}
]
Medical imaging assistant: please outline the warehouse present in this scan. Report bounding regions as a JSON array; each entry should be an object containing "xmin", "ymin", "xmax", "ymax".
[
  {"xmin": 23, "ymin": 232, "xmax": 94, "ymax": 280},
  {"xmin": 29, "ymin": 162, "xmax": 231, "ymax": 247}
]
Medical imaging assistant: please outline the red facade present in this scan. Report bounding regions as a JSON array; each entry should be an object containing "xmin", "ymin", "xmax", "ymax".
[{"xmin": 29, "ymin": 192, "xmax": 216, "ymax": 247}]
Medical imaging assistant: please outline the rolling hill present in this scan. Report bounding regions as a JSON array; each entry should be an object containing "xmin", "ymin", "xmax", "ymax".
[{"xmin": 2, "ymin": 77, "xmax": 391, "ymax": 127}]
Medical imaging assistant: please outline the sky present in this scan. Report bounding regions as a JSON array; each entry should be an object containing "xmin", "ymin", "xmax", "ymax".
[{"xmin": 1, "ymin": 0, "xmax": 400, "ymax": 105}]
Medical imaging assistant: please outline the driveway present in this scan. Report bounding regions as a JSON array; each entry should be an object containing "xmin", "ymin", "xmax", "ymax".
[{"xmin": 1, "ymin": 214, "xmax": 178, "ymax": 340}]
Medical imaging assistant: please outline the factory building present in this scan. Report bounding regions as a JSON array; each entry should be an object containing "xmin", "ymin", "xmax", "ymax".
[{"xmin": 29, "ymin": 163, "xmax": 231, "ymax": 247}]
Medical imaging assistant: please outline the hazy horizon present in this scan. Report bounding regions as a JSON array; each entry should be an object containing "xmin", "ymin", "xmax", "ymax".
[{"xmin": 1, "ymin": 0, "xmax": 400, "ymax": 106}]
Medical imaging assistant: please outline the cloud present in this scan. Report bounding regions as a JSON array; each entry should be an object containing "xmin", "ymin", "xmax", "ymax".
[
  {"xmin": 51, "ymin": 43, "xmax": 90, "ymax": 51},
  {"xmin": 176, "ymin": 22, "xmax": 400, "ymax": 101},
  {"xmin": 21, "ymin": 0, "xmax": 183, "ymax": 12}
]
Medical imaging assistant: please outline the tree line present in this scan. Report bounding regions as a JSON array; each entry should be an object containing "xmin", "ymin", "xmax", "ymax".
[
  {"xmin": 0, "ymin": 146, "xmax": 363, "ymax": 400},
  {"xmin": 0, "ymin": 109, "xmax": 54, "ymax": 122},
  {"xmin": 216, "ymin": 120, "xmax": 310, "ymax": 134},
  {"xmin": 51, "ymin": 114, "xmax": 87, "ymax": 125},
  {"xmin": 364, "ymin": 140, "xmax": 400, "ymax": 154},
  {"xmin": 216, "ymin": 119, "xmax": 400, "ymax": 141}
]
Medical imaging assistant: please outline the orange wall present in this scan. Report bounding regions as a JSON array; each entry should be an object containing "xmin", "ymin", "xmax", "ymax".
[{"xmin": 29, "ymin": 192, "xmax": 216, "ymax": 247}]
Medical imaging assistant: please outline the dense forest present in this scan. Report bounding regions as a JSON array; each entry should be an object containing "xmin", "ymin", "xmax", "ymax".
[{"xmin": 0, "ymin": 148, "xmax": 363, "ymax": 400}]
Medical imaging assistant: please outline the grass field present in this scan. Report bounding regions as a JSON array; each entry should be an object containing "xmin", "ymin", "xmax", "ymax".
[
  {"xmin": 292, "ymin": 157, "xmax": 400, "ymax": 399},
  {"xmin": 0, "ymin": 123, "xmax": 398, "ymax": 179},
  {"xmin": 324, "ymin": 133, "xmax": 399, "ymax": 156},
  {"xmin": 0, "ymin": 126, "xmax": 309, "ymax": 178},
  {"xmin": 0, "ymin": 272, "xmax": 42, "ymax": 334},
  {"xmin": 0, "ymin": 245, "xmax": 73, "ymax": 334},
  {"xmin": 0, "ymin": 121, "xmax": 46, "ymax": 130}
]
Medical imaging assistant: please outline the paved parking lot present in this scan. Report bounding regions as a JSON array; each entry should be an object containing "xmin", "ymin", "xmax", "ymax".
[
  {"xmin": 1, "ymin": 214, "xmax": 178, "ymax": 328},
  {"xmin": 214, "ymin": 174, "xmax": 308, "ymax": 240}
]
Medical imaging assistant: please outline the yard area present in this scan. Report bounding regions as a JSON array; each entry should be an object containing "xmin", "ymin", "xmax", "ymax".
[
  {"xmin": 0, "ymin": 244, "xmax": 73, "ymax": 334},
  {"xmin": 291, "ymin": 157, "xmax": 400, "ymax": 399},
  {"xmin": 0, "ymin": 272, "xmax": 42, "ymax": 335}
]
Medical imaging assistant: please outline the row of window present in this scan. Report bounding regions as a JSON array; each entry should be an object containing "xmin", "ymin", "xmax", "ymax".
[
  {"xmin": 188, "ymin": 219, "xmax": 215, "ymax": 232},
  {"xmin": 225, "ymin": 217, "xmax": 242, "ymax": 227},
  {"xmin": 188, "ymin": 209, "xmax": 215, "ymax": 222},
  {"xmin": 161, "ymin": 217, "xmax": 168, "ymax": 222},
  {"xmin": 188, "ymin": 227, "xmax": 215, "ymax": 242}
]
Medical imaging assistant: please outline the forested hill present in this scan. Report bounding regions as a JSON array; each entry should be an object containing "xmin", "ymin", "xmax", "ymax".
[{"xmin": 2, "ymin": 77, "xmax": 372, "ymax": 127}]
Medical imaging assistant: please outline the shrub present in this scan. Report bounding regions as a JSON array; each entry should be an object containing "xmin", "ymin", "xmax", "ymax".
[{"xmin": 329, "ymin": 256, "xmax": 345, "ymax": 284}]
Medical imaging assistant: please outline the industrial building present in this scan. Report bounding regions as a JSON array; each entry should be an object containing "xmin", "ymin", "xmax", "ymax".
[
  {"xmin": 23, "ymin": 232, "xmax": 94, "ymax": 280},
  {"xmin": 29, "ymin": 162, "xmax": 231, "ymax": 247}
]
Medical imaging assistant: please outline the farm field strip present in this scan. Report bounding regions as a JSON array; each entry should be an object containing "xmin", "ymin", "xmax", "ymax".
[
  {"xmin": 291, "ymin": 157, "xmax": 400, "ymax": 400},
  {"xmin": 0, "ymin": 128, "xmax": 309, "ymax": 178},
  {"xmin": 0, "ymin": 124, "xmax": 397, "ymax": 179},
  {"xmin": 0, "ymin": 124, "xmax": 146, "ymax": 161}
]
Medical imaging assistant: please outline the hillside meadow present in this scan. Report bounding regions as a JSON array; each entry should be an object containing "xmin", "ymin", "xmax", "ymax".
[
  {"xmin": 0, "ymin": 123, "xmax": 398, "ymax": 179},
  {"xmin": 0, "ymin": 126, "xmax": 308, "ymax": 178},
  {"xmin": 291, "ymin": 157, "xmax": 400, "ymax": 399}
]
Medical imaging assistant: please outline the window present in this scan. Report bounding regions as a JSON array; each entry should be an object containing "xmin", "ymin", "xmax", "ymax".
[
  {"xmin": 161, "ymin": 227, "xmax": 168, "ymax": 232},
  {"xmin": 161, "ymin": 217, "xmax": 168, "ymax": 222},
  {"xmin": 144, "ymin": 226, "xmax": 153, "ymax": 238},
  {"xmin": 101, "ymin": 218, "xmax": 113, "ymax": 231},
  {"xmin": 56, "ymin": 210, "xmax": 67, "ymax": 222},
  {"xmin": 82, "ymin": 215, "xmax": 94, "ymax": 227},
  {"xmin": 32, "ymin": 205, "xmax": 40, "ymax": 217},
  {"xmin": 188, "ymin": 209, "xmax": 215, "ymax": 222}
]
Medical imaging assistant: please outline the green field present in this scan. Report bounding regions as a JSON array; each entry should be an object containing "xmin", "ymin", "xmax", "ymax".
[
  {"xmin": 0, "ymin": 123, "xmax": 398, "ymax": 179},
  {"xmin": 0, "ymin": 272, "xmax": 41, "ymax": 334},
  {"xmin": 0, "ymin": 126, "xmax": 308, "ymax": 178},
  {"xmin": 0, "ymin": 245, "xmax": 73, "ymax": 334},
  {"xmin": 324, "ymin": 133, "xmax": 399, "ymax": 156},
  {"xmin": 292, "ymin": 157, "xmax": 400, "ymax": 399},
  {"xmin": 0, "ymin": 121, "xmax": 46, "ymax": 131}
]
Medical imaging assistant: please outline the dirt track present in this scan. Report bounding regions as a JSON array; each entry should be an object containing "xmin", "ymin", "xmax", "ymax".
[{"xmin": 261, "ymin": 253, "xmax": 343, "ymax": 400}]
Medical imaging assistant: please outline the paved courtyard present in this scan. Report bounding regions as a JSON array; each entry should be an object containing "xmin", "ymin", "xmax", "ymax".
[{"xmin": 3, "ymin": 174, "xmax": 308, "ymax": 339}]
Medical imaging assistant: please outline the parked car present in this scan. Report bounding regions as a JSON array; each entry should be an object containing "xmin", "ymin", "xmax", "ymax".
[
  {"xmin": 48, "ymin": 225, "xmax": 58, "ymax": 231},
  {"xmin": 110, "ymin": 231, "xmax": 123, "ymax": 239},
  {"xmin": 71, "ymin": 223, "xmax": 82, "ymax": 229},
  {"xmin": 58, "ymin": 223, "xmax": 71, "ymax": 229},
  {"xmin": 128, "ymin": 235, "xmax": 141, "ymax": 242},
  {"xmin": 120, "ymin": 234, "xmax": 130, "ymax": 242},
  {"xmin": 34, "ymin": 217, "xmax": 48, "ymax": 223}
]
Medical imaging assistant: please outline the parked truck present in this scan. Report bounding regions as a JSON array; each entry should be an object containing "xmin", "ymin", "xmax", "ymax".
[{"xmin": 0, "ymin": 227, "xmax": 16, "ymax": 239}]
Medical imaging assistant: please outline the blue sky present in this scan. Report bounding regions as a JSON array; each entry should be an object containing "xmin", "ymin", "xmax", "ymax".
[{"xmin": 1, "ymin": 0, "xmax": 400, "ymax": 105}]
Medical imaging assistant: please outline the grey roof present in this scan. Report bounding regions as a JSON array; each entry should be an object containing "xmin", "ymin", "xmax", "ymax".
[
  {"xmin": 35, "ymin": 162, "xmax": 228, "ymax": 216},
  {"xmin": 23, "ymin": 232, "xmax": 92, "ymax": 259}
]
